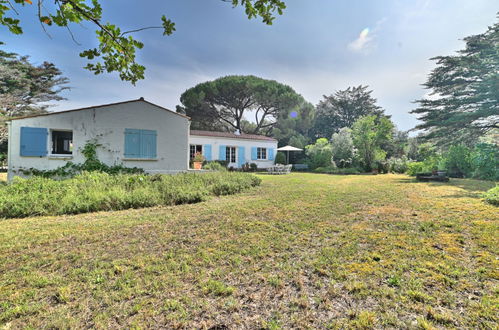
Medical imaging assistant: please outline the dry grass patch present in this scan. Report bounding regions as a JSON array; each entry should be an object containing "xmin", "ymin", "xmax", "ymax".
[{"xmin": 0, "ymin": 174, "xmax": 497, "ymax": 328}]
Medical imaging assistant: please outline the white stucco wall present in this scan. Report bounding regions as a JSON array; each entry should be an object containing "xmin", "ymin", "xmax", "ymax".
[
  {"xmin": 189, "ymin": 135, "xmax": 277, "ymax": 168},
  {"xmin": 7, "ymin": 100, "xmax": 190, "ymax": 180}
]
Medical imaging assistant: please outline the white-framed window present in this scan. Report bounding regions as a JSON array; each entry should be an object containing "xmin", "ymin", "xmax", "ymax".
[
  {"xmin": 51, "ymin": 130, "xmax": 73, "ymax": 155},
  {"xmin": 257, "ymin": 147, "xmax": 267, "ymax": 160},
  {"xmin": 190, "ymin": 144, "xmax": 203, "ymax": 160},
  {"xmin": 226, "ymin": 146, "xmax": 236, "ymax": 163}
]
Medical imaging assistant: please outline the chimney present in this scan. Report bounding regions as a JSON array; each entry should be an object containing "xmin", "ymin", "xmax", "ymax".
[{"xmin": 234, "ymin": 129, "xmax": 241, "ymax": 135}]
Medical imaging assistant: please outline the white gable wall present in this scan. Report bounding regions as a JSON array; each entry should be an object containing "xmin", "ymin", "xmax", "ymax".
[
  {"xmin": 7, "ymin": 101, "xmax": 189, "ymax": 180},
  {"xmin": 189, "ymin": 135, "xmax": 277, "ymax": 168}
]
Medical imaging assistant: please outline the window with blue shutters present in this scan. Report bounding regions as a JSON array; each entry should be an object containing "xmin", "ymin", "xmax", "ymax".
[
  {"xmin": 251, "ymin": 147, "xmax": 258, "ymax": 161},
  {"xmin": 203, "ymin": 144, "xmax": 212, "ymax": 161},
  {"xmin": 268, "ymin": 148, "xmax": 275, "ymax": 161},
  {"xmin": 20, "ymin": 127, "xmax": 48, "ymax": 157},
  {"xmin": 238, "ymin": 146, "xmax": 245, "ymax": 167},
  {"xmin": 219, "ymin": 145, "xmax": 226, "ymax": 161},
  {"xmin": 124, "ymin": 129, "xmax": 157, "ymax": 159}
]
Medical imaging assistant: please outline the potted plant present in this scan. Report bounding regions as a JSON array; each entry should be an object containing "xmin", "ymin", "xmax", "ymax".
[{"xmin": 192, "ymin": 152, "xmax": 204, "ymax": 170}]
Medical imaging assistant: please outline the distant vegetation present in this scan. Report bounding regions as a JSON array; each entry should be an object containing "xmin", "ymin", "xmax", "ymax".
[{"xmin": 0, "ymin": 172, "xmax": 261, "ymax": 219}]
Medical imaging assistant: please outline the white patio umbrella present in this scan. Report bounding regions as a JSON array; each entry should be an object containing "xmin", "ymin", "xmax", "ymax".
[{"xmin": 276, "ymin": 145, "xmax": 303, "ymax": 164}]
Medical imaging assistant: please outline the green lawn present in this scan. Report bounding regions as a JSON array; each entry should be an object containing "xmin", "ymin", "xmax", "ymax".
[{"xmin": 0, "ymin": 174, "xmax": 497, "ymax": 328}]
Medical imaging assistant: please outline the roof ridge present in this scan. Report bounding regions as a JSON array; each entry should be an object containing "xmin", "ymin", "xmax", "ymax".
[{"xmin": 8, "ymin": 98, "xmax": 190, "ymax": 121}]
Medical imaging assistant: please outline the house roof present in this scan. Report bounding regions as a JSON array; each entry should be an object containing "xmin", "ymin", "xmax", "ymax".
[
  {"xmin": 8, "ymin": 98, "xmax": 190, "ymax": 121},
  {"xmin": 190, "ymin": 130, "xmax": 277, "ymax": 141}
]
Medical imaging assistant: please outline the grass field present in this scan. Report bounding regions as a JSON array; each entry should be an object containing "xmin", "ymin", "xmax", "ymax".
[{"xmin": 0, "ymin": 174, "xmax": 497, "ymax": 328}]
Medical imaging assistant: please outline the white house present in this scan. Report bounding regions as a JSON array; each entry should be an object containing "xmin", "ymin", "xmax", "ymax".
[
  {"xmin": 7, "ymin": 98, "xmax": 190, "ymax": 180},
  {"xmin": 189, "ymin": 130, "xmax": 277, "ymax": 168},
  {"xmin": 6, "ymin": 98, "xmax": 278, "ymax": 180}
]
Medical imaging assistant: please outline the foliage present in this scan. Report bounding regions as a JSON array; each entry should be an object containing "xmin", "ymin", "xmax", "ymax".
[
  {"xmin": 412, "ymin": 17, "xmax": 499, "ymax": 145},
  {"xmin": 305, "ymin": 138, "xmax": 333, "ymax": 169},
  {"xmin": 0, "ymin": 171, "xmax": 261, "ymax": 218},
  {"xmin": 440, "ymin": 145, "xmax": 473, "ymax": 178},
  {"xmin": 330, "ymin": 127, "xmax": 355, "ymax": 168},
  {"xmin": 0, "ymin": 1, "xmax": 285, "ymax": 84},
  {"xmin": 275, "ymin": 151, "xmax": 286, "ymax": 164},
  {"xmin": 0, "ymin": 47, "xmax": 68, "ymax": 144},
  {"xmin": 241, "ymin": 162, "xmax": 258, "ymax": 172},
  {"xmin": 192, "ymin": 152, "xmax": 205, "ymax": 163},
  {"xmin": 387, "ymin": 156, "xmax": 409, "ymax": 174},
  {"xmin": 313, "ymin": 85, "xmax": 386, "ymax": 138},
  {"xmin": 203, "ymin": 161, "xmax": 227, "ymax": 172},
  {"xmin": 351, "ymin": 115, "xmax": 395, "ymax": 171},
  {"xmin": 18, "ymin": 141, "xmax": 143, "ymax": 178},
  {"xmin": 384, "ymin": 130, "xmax": 409, "ymax": 159},
  {"xmin": 484, "ymin": 185, "xmax": 499, "ymax": 206},
  {"xmin": 272, "ymin": 102, "xmax": 315, "ymax": 146},
  {"xmin": 179, "ymin": 75, "xmax": 306, "ymax": 135},
  {"xmin": 471, "ymin": 143, "xmax": 499, "ymax": 181}
]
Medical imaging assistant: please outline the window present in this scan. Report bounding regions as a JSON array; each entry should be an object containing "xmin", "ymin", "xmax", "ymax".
[
  {"xmin": 190, "ymin": 144, "xmax": 203, "ymax": 160},
  {"xmin": 51, "ymin": 130, "xmax": 73, "ymax": 155},
  {"xmin": 226, "ymin": 146, "xmax": 236, "ymax": 163},
  {"xmin": 257, "ymin": 147, "xmax": 267, "ymax": 160},
  {"xmin": 124, "ymin": 129, "xmax": 157, "ymax": 159}
]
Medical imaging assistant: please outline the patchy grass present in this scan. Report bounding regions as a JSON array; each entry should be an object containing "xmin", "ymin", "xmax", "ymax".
[{"xmin": 0, "ymin": 174, "xmax": 497, "ymax": 328}]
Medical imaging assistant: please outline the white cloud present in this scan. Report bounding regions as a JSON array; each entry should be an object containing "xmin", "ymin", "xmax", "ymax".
[
  {"xmin": 347, "ymin": 18, "xmax": 386, "ymax": 53},
  {"xmin": 348, "ymin": 28, "xmax": 373, "ymax": 52}
]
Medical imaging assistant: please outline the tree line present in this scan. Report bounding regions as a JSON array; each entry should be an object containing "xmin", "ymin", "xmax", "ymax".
[{"xmin": 1, "ymin": 14, "xmax": 497, "ymax": 177}]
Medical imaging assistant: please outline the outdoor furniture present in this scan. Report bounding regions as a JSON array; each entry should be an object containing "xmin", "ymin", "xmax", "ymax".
[
  {"xmin": 267, "ymin": 164, "xmax": 292, "ymax": 175},
  {"xmin": 416, "ymin": 172, "xmax": 450, "ymax": 182}
]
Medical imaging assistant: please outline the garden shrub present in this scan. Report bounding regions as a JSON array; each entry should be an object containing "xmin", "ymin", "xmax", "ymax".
[
  {"xmin": 388, "ymin": 157, "xmax": 409, "ymax": 173},
  {"xmin": 407, "ymin": 162, "xmax": 424, "ymax": 176},
  {"xmin": 440, "ymin": 145, "xmax": 473, "ymax": 178},
  {"xmin": 275, "ymin": 152, "xmax": 286, "ymax": 164},
  {"xmin": 471, "ymin": 143, "xmax": 499, "ymax": 181},
  {"xmin": 484, "ymin": 186, "xmax": 499, "ymax": 206},
  {"xmin": 0, "ymin": 171, "xmax": 261, "ymax": 219},
  {"xmin": 305, "ymin": 138, "xmax": 333, "ymax": 169},
  {"xmin": 203, "ymin": 161, "xmax": 227, "ymax": 171}
]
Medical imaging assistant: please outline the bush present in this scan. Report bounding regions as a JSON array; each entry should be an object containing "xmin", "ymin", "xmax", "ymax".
[
  {"xmin": 484, "ymin": 186, "xmax": 499, "ymax": 206},
  {"xmin": 203, "ymin": 161, "xmax": 227, "ymax": 172},
  {"xmin": 275, "ymin": 152, "xmax": 286, "ymax": 164},
  {"xmin": 388, "ymin": 157, "xmax": 409, "ymax": 173},
  {"xmin": 407, "ymin": 162, "xmax": 424, "ymax": 176},
  {"xmin": 471, "ymin": 143, "xmax": 499, "ymax": 181},
  {"xmin": 305, "ymin": 138, "xmax": 333, "ymax": 169},
  {"xmin": 0, "ymin": 171, "xmax": 261, "ymax": 219},
  {"xmin": 440, "ymin": 145, "xmax": 473, "ymax": 178}
]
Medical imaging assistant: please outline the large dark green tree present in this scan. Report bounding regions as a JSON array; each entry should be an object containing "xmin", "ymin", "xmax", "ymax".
[
  {"xmin": 412, "ymin": 16, "xmax": 499, "ymax": 145},
  {"xmin": 0, "ymin": 47, "xmax": 69, "ymax": 147},
  {"xmin": 178, "ymin": 75, "xmax": 306, "ymax": 135},
  {"xmin": 0, "ymin": 0, "xmax": 286, "ymax": 84},
  {"xmin": 312, "ymin": 85, "xmax": 386, "ymax": 139}
]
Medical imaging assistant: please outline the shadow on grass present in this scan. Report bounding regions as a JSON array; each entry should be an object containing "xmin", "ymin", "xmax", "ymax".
[{"xmin": 396, "ymin": 176, "xmax": 495, "ymax": 199}]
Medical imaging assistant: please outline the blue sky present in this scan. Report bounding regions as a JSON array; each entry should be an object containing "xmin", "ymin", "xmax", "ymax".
[{"xmin": 2, "ymin": 0, "xmax": 498, "ymax": 131}]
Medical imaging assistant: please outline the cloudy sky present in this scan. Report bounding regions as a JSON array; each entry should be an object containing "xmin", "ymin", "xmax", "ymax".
[{"xmin": 2, "ymin": 0, "xmax": 498, "ymax": 131}]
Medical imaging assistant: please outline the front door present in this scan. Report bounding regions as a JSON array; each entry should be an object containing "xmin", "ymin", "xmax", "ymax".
[{"xmin": 226, "ymin": 146, "xmax": 237, "ymax": 167}]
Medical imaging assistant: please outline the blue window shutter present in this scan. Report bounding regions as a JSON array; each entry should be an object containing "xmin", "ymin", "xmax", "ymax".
[
  {"xmin": 268, "ymin": 148, "xmax": 275, "ymax": 161},
  {"xmin": 20, "ymin": 127, "xmax": 48, "ymax": 157},
  {"xmin": 124, "ymin": 129, "xmax": 141, "ymax": 158},
  {"xmin": 140, "ymin": 130, "xmax": 157, "ymax": 158},
  {"xmin": 238, "ymin": 146, "xmax": 245, "ymax": 167},
  {"xmin": 219, "ymin": 145, "xmax": 226, "ymax": 161},
  {"xmin": 251, "ymin": 147, "xmax": 257, "ymax": 160},
  {"xmin": 203, "ymin": 144, "xmax": 212, "ymax": 161}
]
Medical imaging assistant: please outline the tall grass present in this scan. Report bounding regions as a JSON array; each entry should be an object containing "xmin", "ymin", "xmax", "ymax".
[{"xmin": 0, "ymin": 172, "xmax": 261, "ymax": 219}]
